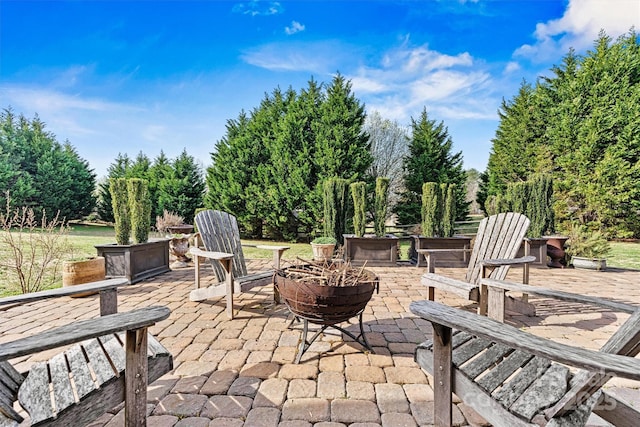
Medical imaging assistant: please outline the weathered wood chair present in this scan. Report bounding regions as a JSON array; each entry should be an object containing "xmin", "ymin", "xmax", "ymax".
[
  {"xmin": 0, "ymin": 279, "xmax": 173, "ymax": 426},
  {"xmin": 411, "ymin": 286, "xmax": 640, "ymax": 427},
  {"xmin": 420, "ymin": 212, "xmax": 536, "ymax": 317},
  {"xmin": 189, "ymin": 209, "xmax": 290, "ymax": 318}
]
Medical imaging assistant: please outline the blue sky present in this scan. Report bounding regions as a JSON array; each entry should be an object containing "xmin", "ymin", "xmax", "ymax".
[{"xmin": 1, "ymin": 0, "xmax": 638, "ymax": 179}]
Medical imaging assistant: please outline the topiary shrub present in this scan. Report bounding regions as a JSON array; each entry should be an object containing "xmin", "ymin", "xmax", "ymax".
[
  {"xmin": 323, "ymin": 177, "xmax": 349, "ymax": 244},
  {"xmin": 110, "ymin": 178, "xmax": 130, "ymax": 245},
  {"xmin": 374, "ymin": 177, "xmax": 390, "ymax": 237},
  {"xmin": 350, "ymin": 181, "xmax": 366, "ymax": 237},
  {"xmin": 127, "ymin": 178, "xmax": 152, "ymax": 244},
  {"xmin": 421, "ymin": 182, "xmax": 442, "ymax": 237},
  {"xmin": 442, "ymin": 183, "xmax": 457, "ymax": 238}
]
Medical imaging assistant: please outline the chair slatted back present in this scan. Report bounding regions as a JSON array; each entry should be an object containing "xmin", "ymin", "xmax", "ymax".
[
  {"xmin": 465, "ymin": 212, "xmax": 531, "ymax": 285},
  {"xmin": 195, "ymin": 210, "xmax": 249, "ymax": 281}
]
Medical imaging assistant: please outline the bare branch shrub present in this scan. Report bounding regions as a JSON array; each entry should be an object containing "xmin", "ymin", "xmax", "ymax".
[
  {"xmin": 155, "ymin": 210, "xmax": 184, "ymax": 234},
  {"xmin": 0, "ymin": 193, "xmax": 71, "ymax": 294}
]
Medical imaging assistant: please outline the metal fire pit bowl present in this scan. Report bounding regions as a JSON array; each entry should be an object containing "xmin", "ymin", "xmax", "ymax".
[{"xmin": 274, "ymin": 265, "xmax": 379, "ymax": 363}]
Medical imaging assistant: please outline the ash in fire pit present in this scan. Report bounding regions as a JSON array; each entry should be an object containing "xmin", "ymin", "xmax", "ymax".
[{"xmin": 274, "ymin": 260, "xmax": 379, "ymax": 363}]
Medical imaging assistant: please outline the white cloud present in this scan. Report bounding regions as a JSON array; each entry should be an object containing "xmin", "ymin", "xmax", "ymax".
[
  {"xmin": 232, "ymin": 1, "xmax": 283, "ymax": 16},
  {"xmin": 285, "ymin": 21, "xmax": 305, "ymax": 35},
  {"xmin": 241, "ymin": 41, "xmax": 348, "ymax": 74},
  {"xmin": 504, "ymin": 61, "xmax": 521, "ymax": 74},
  {"xmin": 515, "ymin": 0, "xmax": 639, "ymax": 62},
  {"xmin": 348, "ymin": 43, "xmax": 497, "ymax": 122}
]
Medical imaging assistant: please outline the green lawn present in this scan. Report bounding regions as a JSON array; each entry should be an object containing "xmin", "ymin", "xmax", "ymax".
[{"xmin": 608, "ymin": 241, "xmax": 640, "ymax": 270}]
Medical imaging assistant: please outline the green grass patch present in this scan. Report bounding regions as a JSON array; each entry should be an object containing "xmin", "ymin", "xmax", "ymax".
[{"xmin": 607, "ymin": 241, "xmax": 640, "ymax": 270}]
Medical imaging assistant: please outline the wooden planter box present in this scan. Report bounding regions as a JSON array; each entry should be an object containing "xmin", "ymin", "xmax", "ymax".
[
  {"xmin": 342, "ymin": 234, "xmax": 399, "ymax": 267},
  {"xmin": 516, "ymin": 237, "xmax": 548, "ymax": 265},
  {"xmin": 409, "ymin": 236, "xmax": 472, "ymax": 268},
  {"xmin": 95, "ymin": 239, "xmax": 171, "ymax": 284}
]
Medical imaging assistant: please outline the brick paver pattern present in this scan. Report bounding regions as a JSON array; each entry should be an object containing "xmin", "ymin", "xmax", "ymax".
[{"xmin": 3, "ymin": 258, "xmax": 640, "ymax": 426}]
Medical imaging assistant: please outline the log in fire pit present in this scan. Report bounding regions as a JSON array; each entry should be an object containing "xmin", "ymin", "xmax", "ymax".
[{"xmin": 274, "ymin": 261, "xmax": 379, "ymax": 363}]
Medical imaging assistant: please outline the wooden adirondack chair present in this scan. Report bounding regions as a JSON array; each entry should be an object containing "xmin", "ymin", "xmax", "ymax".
[
  {"xmin": 420, "ymin": 212, "xmax": 536, "ymax": 318},
  {"xmin": 0, "ymin": 279, "xmax": 173, "ymax": 426},
  {"xmin": 411, "ymin": 286, "xmax": 640, "ymax": 427},
  {"xmin": 189, "ymin": 210, "xmax": 290, "ymax": 318}
]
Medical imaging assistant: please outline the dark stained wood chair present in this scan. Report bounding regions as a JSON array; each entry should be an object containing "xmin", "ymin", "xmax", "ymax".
[
  {"xmin": 0, "ymin": 279, "xmax": 172, "ymax": 426},
  {"xmin": 411, "ymin": 291, "xmax": 640, "ymax": 427},
  {"xmin": 189, "ymin": 209, "xmax": 290, "ymax": 318},
  {"xmin": 419, "ymin": 212, "xmax": 536, "ymax": 319}
]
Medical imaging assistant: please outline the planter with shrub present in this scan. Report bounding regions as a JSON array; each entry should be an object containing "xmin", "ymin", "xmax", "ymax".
[
  {"xmin": 95, "ymin": 178, "xmax": 170, "ymax": 284},
  {"xmin": 343, "ymin": 178, "xmax": 399, "ymax": 266},
  {"xmin": 410, "ymin": 182, "xmax": 471, "ymax": 267},
  {"xmin": 566, "ymin": 224, "xmax": 610, "ymax": 271}
]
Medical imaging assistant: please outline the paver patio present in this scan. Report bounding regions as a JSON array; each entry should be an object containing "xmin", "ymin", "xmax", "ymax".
[{"xmin": 1, "ymin": 259, "xmax": 639, "ymax": 426}]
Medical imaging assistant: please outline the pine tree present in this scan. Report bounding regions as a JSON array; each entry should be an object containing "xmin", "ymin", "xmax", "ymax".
[{"xmin": 395, "ymin": 108, "xmax": 467, "ymax": 225}]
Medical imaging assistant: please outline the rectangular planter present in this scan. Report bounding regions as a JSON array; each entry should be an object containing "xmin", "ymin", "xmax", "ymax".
[
  {"xmin": 95, "ymin": 239, "xmax": 171, "ymax": 284},
  {"xmin": 343, "ymin": 234, "xmax": 399, "ymax": 267},
  {"xmin": 409, "ymin": 236, "xmax": 472, "ymax": 268},
  {"xmin": 516, "ymin": 237, "xmax": 548, "ymax": 265}
]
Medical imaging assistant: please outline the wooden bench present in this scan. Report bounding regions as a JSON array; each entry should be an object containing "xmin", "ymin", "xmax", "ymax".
[
  {"xmin": 0, "ymin": 279, "xmax": 173, "ymax": 426},
  {"xmin": 410, "ymin": 294, "xmax": 640, "ymax": 426}
]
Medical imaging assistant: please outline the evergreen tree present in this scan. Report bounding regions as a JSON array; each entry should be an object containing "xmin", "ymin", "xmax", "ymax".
[
  {"xmin": 0, "ymin": 109, "xmax": 96, "ymax": 219},
  {"xmin": 395, "ymin": 108, "xmax": 467, "ymax": 225},
  {"xmin": 157, "ymin": 149, "xmax": 204, "ymax": 224},
  {"xmin": 486, "ymin": 29, "xmax": 640, "ymax": 237},
  {"xmin": 147, "ymin": 151, "xmax": 173, "ymax": 219},
  {"xmin": 97, "ymin": 153, "xmax": 131, "ymax": 222}
]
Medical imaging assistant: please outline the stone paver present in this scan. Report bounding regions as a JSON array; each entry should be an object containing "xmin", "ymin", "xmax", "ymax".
[{"xmin": 9, "ymin": 260, "xmax": 640, "ymax": 426}]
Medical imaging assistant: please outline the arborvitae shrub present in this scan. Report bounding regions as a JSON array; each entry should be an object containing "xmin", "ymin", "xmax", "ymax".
[
  {"xmin": 374, "ymin": 177, "xmax": 389, "ymax": 237},
  {"xmin": 110, "ymin": 178, "xmax": 130, "ymax": 245},
  {"xmin": 323, "ymin": 177, "xmax": 349, "ymax": 244},
  {"xmin": 128, "ymin": 178, "xmax": 151, "ymax": 244},
  {"xmin": 442, "ymin": 184, "xmax": 457, "ymax": 237},
  {"xmin": 351, "ymin": 182, "xmax": 366, "ymax": 237},
  {"xmin": 421, "ymin": 182, "xmax": 441, "ymax": 237}
]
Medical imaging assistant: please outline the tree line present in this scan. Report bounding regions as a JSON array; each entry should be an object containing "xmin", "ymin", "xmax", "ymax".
[
  {"xmin": 481, "ymin": 29, "xmax": 640, "ymax": 238},
  {"xmin": 205, "ymin": 74, "xmax": 467, "ymax": 241},
  {"xmin": 2, "ymin": 75, "xmax": 468, "ymax": 237}
]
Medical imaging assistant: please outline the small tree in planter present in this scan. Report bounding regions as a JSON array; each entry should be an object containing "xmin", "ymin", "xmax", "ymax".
[
  {"xmin": 128, "ymin": 178, "xmax": 152, "ymax": 244},
  {"xmin": 110, "ymin": 178, "xmax": 131, "ymax": 245},
  {"xmin": 566, "ymin": 223, "xmax": 610, "ymax": 270},
  {"xmin": 411, "ymin": 182, "xmax": 471, "ymax": 267},
  {"xmin": 442, "ymin": 183, "xmax": 456, "ymax": 238},
  {"xmin": 323, "ymin": 177, "xmax": 350, "ymax": 244},
  {"xmin": 374, "ymin": 177, "xmax": 389, "ymax": 237},
  {"xmin": 343, "ymin": 177, "xmax": 398, "ymax": 266},
  {"xmin": 421, "ymin": 182, "xmax": 442, "ymax": 238},
  {"xmin": 351, "ymin": 181, "xmax": 367, "ymax": 237}
]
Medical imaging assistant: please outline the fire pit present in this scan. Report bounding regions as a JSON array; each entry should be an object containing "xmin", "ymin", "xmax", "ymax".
[{"xmin": 274, "ymin": 261, "xmax": 379, "ymax": 363}]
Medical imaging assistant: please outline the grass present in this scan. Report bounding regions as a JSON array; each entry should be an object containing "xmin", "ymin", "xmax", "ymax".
[{"xmin": 608, "ymin": 241, "xmax": 640, "ymax": 270}]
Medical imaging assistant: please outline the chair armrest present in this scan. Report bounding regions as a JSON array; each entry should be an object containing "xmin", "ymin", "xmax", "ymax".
[
  {"xmin": 410, "ymin": 300, "xmax": 640, "ymax": 381},
  {"xmin": 481, "ymin": 255, "xmax": 536, "ymax": 267},
  {"xmin": 481, "ymin": 278, "xmax": 638, "ymax": 314},
  {"xmin": 0, "ymin": 306, "xmax": 170, "ymax": 361},
  {"xmin": 0, "ymin": 278, "xmax": 129, "ymax": 307},
  {"xmin": 189, "ymin": 247, "xmax": 234, "ymax": 261}
]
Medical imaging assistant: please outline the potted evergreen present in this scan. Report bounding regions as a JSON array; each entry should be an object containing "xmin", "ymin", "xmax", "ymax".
[
  {"xmin": 566, "ymin": 224, "xmax": 610, "ymax": 271},
  {"xmin": 410, "ymin": 182, "xmax": 472, "ymax": 267},
  {"xmin": 311, "ymin": 236, "xmax": 338, "ymax": 261},
  {"xmin": 95, "ymin": 178, "xmax": 170, "ymax": 284},
  {"xmin": 343, "ymin": 178, "xmax": 399, "ymax": 266}
]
